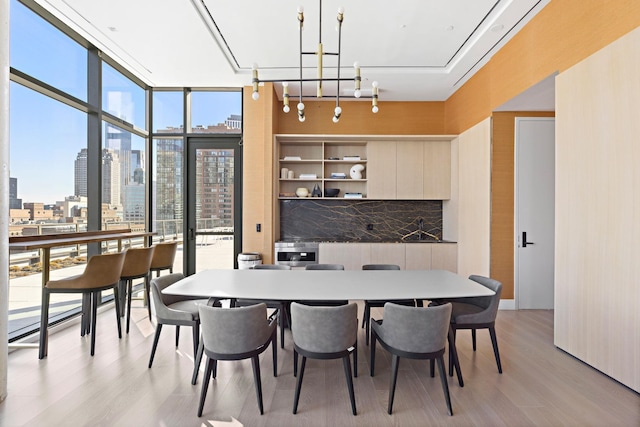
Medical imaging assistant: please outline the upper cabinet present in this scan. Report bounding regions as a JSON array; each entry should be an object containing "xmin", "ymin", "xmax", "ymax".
[
  {"xmin": 276, "ymin": 135, "xmax": 453, "ymax": 200},
  {"xmin": 368, "ymin": 139, "xmax": 451, "ymax": 200}
]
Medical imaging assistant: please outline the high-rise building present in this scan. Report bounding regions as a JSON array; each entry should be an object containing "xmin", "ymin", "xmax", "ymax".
[
  {"xmin": 102, "ymin": 149, "xmax": 121, "ymax": 206},
  {"xmin": 153, "ymin": 139, "xmax": 183, "ymax": 236},
  {"xmin": 195, "ymin": 149, "xmax": 234, "ymax": 228},
  {"xmin": 9, "ymin": 177, "xmax": 22, "ymax": 209},
  {"xmin": 74, "ymin": 148, "xmax": 88, "ymax": 197},
  {"xmin": 123, "ymin": 183, "xmax": 145, "ymax": 223}
]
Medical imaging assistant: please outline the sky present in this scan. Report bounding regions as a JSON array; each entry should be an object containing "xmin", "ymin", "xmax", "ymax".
[{"xmin": 8, "ymin": 0, "xmax": 241, "ymax": 204}]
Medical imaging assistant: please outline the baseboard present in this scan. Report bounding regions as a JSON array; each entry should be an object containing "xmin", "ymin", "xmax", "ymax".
[{"xmin": 499, "ymin": 299, "xmax": 516, "ymax": 310}]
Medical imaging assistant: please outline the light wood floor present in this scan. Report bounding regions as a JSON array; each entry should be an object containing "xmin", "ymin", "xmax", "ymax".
[{"xmin": 1, "ymin": 303, "xmax": 639, "ymax": 427}]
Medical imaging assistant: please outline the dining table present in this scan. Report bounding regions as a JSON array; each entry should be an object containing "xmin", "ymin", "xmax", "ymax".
[
  {"xmin": 165, "ymin": 267, "xmax": 494, "ymax": 386},
  {"xmin": 163, "ymin": 268, "xmax": 495, "ymax": 301}
]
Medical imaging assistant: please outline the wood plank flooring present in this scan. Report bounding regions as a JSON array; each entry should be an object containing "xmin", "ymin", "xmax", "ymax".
[{"xmin": 1, "ymin": 302, "xmax": 639, "ymax": 426}]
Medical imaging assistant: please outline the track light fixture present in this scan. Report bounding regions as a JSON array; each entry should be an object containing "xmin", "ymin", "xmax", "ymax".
[{"xmin": 251, "ymin": 1, "xmax": 380, "ymax": 123}]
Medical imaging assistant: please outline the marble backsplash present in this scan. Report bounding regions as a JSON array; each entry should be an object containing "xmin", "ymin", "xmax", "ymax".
[{"xmin": 280, "ymin": 199, "xmax": 442, "ymax": 242}]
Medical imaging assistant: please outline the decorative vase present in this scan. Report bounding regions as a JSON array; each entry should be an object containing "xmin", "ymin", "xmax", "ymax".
[
  {"xmin": 350, "ymin": 164, "xmax": 365, "ymax": 179},
  {"xmin": 295, "ymin": 187, "xmax": 309, "ymax": 197},
  {"xmin": 311, "ymin": 184, "xmax": 322, "ymax": 197}
]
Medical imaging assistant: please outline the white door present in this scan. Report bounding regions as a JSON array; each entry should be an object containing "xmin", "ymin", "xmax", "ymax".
[{"xmin": 515, "ymin": 117, "xmax": 555, "ymax": 309}]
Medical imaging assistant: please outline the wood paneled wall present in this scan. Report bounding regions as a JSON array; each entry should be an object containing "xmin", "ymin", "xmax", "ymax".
[
  {"xmin": 445, "ymin": 0, "xmax": 640, "ymax": 134},
  {"xmin": 555, "ymin": 26, "xmax": 640, "ymax": 393},
  {"xmin": 456, "ymin": 118, "xmax": 491, "ymax": 279},
  {"xmin": 491, "ymin": 112, "xmax": 555, "ymax": 300}
]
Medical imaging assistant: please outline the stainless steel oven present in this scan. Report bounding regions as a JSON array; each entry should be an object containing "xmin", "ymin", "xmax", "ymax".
[{"xmin": 274, "ymin": 241, "xmax": 319, "ymax": 267}]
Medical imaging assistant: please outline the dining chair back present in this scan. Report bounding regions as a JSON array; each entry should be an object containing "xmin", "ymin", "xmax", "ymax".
[
  {"xmin": 370, "ymin": 302, "xmax": 453, "ymax": 415},
  {"xmin": 361, "ymin": 264, "xmax": 416, "ymax": 345},
  {"xmin": 300, "ymin": 264, "xmax": 348, "ymax": 306},
  {"xmin": 149, "ymin": 241, "xmax": 178, "ymax": 277},
  {"xmin": 235, "ymin": 264, "xmax": 292, "ymax": 348},
  {"xmin": 148, "ymin": 273, "xmax": 210, "ymax": 369},
  {"xmin": 290, "ymin": 302, "xmax": 358, "ymax": 415},
  {"xmin": 197, "ymin": 303, "xmax": 277, "ymax": 417},
  {"xmin": 448, "ymin": 275, "xmax": 503, "ymax": 374},
  {"xmin": 120, "ymin": 246, "xmax": 155, "ymax": 333},
  {"xmin": 40, "ymin": 251, "xmax": 126, "ymax": 358}
]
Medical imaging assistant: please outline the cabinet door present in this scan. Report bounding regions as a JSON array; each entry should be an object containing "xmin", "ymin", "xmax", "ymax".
[
  {"xmin": 431, "ymin": 244, "xmax": 457, "ymax": 272},
  {"xmin": 423, "ymin": 140, "xmax": 451, "ymax": 199},
  {"xmin": 370, "ymin": 243, "xmax": 405, "ymax": 269},
  {"xmin": 318, "ymin": 243, "xmax": 371, "ymax": 270},
  {"xmin": 367, "ymin": 141, "xmax": 396, "ymax": 199},
  {"xmin": 405, "ymin": 244, "xmax": 432, "ymax": 270},
  {"xmin": 396, "ymin": 141, "xmax": 424, "ymax": 199}
]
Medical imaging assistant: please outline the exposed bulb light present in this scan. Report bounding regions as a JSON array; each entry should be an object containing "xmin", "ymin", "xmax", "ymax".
[
  {"xmin": 251, "ymin": 2, "xmax": 379, "ymax": 122},
  {"xmin": 252, "ymin": 63, "xmax": 260, "ymax": 100},
  {"xmin": 333, "ymin": 106, "xmax": 342, "ymax": 123},
  {"xmin": 371, "ymin": 81, "xmax": 379, "ymax": 113}
]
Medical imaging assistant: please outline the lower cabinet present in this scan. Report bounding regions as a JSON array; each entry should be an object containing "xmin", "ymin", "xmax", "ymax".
[{"xmin": 319, "ymin": 242, "xmax": 457, "ymax": 272}]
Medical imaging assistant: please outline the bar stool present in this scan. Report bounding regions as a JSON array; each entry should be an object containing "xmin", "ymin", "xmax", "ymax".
[
  {"xmin": 120, "ymin": 246, "xmax": 155, "ymax": 333},
  {"xmin": 149, "ymin": 241, "xmax": 178, "ymax": 277},
  {"xmin": 39, "ymin": 251, "xmax": 126, "ymax": 359}
]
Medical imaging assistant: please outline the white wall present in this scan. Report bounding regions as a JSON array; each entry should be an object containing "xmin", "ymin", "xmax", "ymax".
[
  {"xmin": 456, "ymin": 118, "xmax": 492, "ymax": 278},
  {"xmin": 555, "ymin": 26, "xmax": 640, "ymax": 392}
]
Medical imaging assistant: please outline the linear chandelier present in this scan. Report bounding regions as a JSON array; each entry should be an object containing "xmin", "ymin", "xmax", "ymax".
[{"xmin": 251, "ymin": 1, "xmax": 379, "ymax": 123}]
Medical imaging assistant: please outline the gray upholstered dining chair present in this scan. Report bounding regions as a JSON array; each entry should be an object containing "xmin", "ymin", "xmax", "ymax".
[
  {"xmin": 147, "ymin": 273, "xmax": 210, "ymax": 369},
  {"xmin": 447, "ymin": 275, "xmax": 503, "ymax": 374},
  {"xmin": 197, "ymin": 303, "xmax": 278, "ymax": 417},
  {"xmin": 290, "ymin": 302, "xmax": 358, "ymax": 415},
  {"xmin": 361, "ymin": 264, "xmax": 416, "ymax": 346},
  {"xmin": 301, "ymin": 264, "xmax": 349, "ymax": 306},
  {"xmin": 234, "ymin": 264, "xmax": 291, "ymax": 348},
  {"xmin": 370, "ymin": 302, "xmax": 454, "ymax": 416}
]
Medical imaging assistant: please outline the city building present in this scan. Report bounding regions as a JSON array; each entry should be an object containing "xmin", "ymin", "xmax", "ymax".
[{"xmin": 8, "ymin": 177, "xmax": 21, "ymax": 209}]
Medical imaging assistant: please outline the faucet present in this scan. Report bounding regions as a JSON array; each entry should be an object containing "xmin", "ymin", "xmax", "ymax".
[{"xmin": 418, "ymin": 218, "xmax": 424, "ymax": 240}]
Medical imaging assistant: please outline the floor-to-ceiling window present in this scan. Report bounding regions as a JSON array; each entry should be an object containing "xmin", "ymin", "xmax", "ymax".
[{"xmin": 7, "ymin": 0, "xmax": 149, "ymax": 341}]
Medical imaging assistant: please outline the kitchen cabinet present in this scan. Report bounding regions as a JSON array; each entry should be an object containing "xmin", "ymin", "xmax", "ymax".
[
  {"xmin": 319, "ymin": 242, "xmax": 457, "ymax": 272},
  {"xmin": 367, "ymin": 139, "xmax": 451, "ymax": 200},
  {"xmin": 318, "ymin": 243, "xmax": 370, "ymax": 270}
]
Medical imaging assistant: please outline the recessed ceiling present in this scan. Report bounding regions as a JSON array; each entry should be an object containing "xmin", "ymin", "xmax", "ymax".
[{"xmin": 35, "ymin": 0, "xmax": 551, "ymax": 103}]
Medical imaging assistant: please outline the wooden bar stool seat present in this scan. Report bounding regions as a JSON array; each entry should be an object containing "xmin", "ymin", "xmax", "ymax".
[
  {"xmin": 120, "ymin": 246, "xmax": 155, "ymax": 333},
  {"xmin": 39, "ymin": 252, "xmax": 126, "ymax": 359},
  {"xmin": 149, "ymin": 241, "xmax": 178, "ymax": 277}
]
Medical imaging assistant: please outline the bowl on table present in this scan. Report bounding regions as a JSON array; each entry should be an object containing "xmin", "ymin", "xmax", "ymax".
[{"xmin": 324, "ymin": 188, "xmax": 340, "ymax": 197}]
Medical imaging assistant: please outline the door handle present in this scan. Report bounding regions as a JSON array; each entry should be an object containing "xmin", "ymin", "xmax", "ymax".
[
  {"xmin": 522, "ymin": 232, "xmax": 535, "ymax": 247},
  {"xmin": 189, "ymin": 228, "xmax": 195, "ymax": 240}
]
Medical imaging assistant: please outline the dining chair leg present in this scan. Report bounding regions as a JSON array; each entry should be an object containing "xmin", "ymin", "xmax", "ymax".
[
  {"xmin": 39, "ymin": 288, "xmax": 50, "ymax": 359},
  {"xmin": 388, "ymin": 354, "xmax": 400, "ymax": 414},
  {"xmin": 192, "ymin": 338, "xmax": 204, "ymax": 385},
  {"xmin": 365, "ymin": 313, "xmax": 371, "ymax": 346},
  {"xmin": 90, "ymin": 291, "xmax": 99, "ymax": 356},
  {"xmin": 148, "ymin": 323, "xmax": 163, "ymax": 368},
  {"xmin": 279, "ymin": 305, "xmax": 285, "ymax": 349},
  {"xmin": 370, "ymin": 330, "xmax": 377, "ymax": 376},
  {"xmin": 175, "ymin": 325, "xmax": 180, "ymax": 347},
  {"xmin": 292, "ymin": 356, "xmax": 307, "ymax": 414},
  {"xmin": 145, "ymin": 275, "xmax": 152, "ymax": 321},
  {"xmin": 489, "ymin": 326, "xmax": 503, "ymax": 373},
  {"xmin": 437, "ymin": 355, "xmax": 453, "ymax": 416},
  {"xmin": 126, "ymin": 280, "xmax": 133, "ymax": 334},
  {"xmin": 251, "ymin": 355, "xmax": 264, "ymax": 415},
  {"xmin": 448, "ymin": 328, "xmax": 464, "ymax": 387},
  {"xmin": 353, "ymin": 340, "xmax": 358, "ymax": 378},
  {"xmin": 197, "ymin": 357, "xmax": 214, "ymax": 417},
  {"xmin": 342, "ymin": 355, "xmax": 357, "ymax": 415},
  {"xmin": 293, "ymin": 350, "xmax": 298, "ymax": 377},
  {"xmin": 361, "ymin": 303, "xmax": 369, "ymax": 329},
  {"xmin": 272, "ymin": 332, "xmax": 278, "ymax": 377},
  {"xmin": 113, "ymin": 286, "xmax": 122, "ymax": 339},
  {"xmin": 430, "ymin": 359, "xmax": 435, "ymax": 377},
  {"xmin": 192, "ymin": 323, "xmax": 200, "ymax": 358},
  {"xmin": 472, "ymin": 329, "xmax": 477, "ymax": 351}
]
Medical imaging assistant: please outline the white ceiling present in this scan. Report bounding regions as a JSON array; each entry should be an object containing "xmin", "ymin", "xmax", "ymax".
[{"xmin": 35, "ymin": 0, "xmax": 553, "ymax": 107}]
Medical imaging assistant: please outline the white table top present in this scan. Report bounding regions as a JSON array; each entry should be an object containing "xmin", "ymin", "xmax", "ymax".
[{"xmin": 163, "ymin": 269, "xmax": 494, "ymax": 301}]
